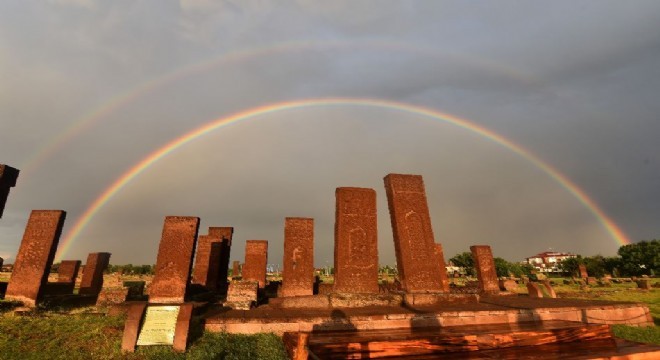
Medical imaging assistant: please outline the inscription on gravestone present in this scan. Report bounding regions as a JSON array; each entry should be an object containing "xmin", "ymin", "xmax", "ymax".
[
  {"xmin": 334, "ymin": 187, "xmax": 378, "ymax": 294},
  {"xmin": 281, "ymin": 217, "xmax": 314, "ymax": 297},
  {"xmin": 136, "ymin": 305, "xmax": 180, "ymax": 346}
]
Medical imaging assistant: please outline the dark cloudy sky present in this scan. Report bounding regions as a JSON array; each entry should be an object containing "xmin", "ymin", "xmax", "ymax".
[{"xmin": 1, "ymin": 1, "xmax": 659, "ymax": 267}]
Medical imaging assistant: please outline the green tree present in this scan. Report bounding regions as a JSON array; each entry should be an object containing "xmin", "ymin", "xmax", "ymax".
[
  {"xmin": 618, "ymin": 240, "xmax": 660, "ymax": 276},
  {"xmin": 584, "ymin": 255, "xmax": 606, "ymax": 278},
  {"xmin": 558, "ymin": 256, "xmax": 583, "ymax": 276},
  {"xmin": 449, "ymin": 252, "xmax": 475, "ymax": 276},
  {"xmin": 494, "ymin": 257, "xmax": 511, "ymax": 277}
]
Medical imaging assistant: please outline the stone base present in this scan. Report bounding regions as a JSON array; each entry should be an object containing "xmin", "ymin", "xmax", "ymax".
[
  {"xmin": 403, "ymin": 292, "xmax": 479, "ymax": 306},
  {"xmin": 224, "ymin": 301, "xmax": 254, "ymax": 310}
]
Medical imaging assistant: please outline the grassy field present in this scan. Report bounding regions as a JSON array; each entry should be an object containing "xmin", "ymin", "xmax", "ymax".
[{"xmin": 0, "ymin": 278, "xmax": 657, "ymax": 359}]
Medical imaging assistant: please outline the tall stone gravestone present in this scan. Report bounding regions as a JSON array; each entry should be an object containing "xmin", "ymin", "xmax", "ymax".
[
  {"xmin": 281, "ymin": 217, "xmax": 314, "ymax": 297},
  {"xmin": 79, "ymin": 252, "xmax": 111, "ymax": 296},
  {"xmin": 191, "ymin": 234, "xmax": 222, "ymax": 291},
  {"xmin": 48, "ymin": 260, "xmax": 81, "ymax": 295},
  {"xmin": 384, "ymin": 173, "xmax": 449, "ymax": 293},
  {"xmin": 434, "ymin": 243, "xmax": 450, "ymax": 285},
  {"xmin": 5, "ymin": 210, "xmax": 66, "ymax": 306},
  {"xmin": 242, "ymin": 240, "xmax": 268, "ymax": 288},
  {"xmin": 334, "ymin": 187, "xmax": 379, "ymax": 294},
  {"xmin": 578, "ymin": 264, "xmax": 588, "ymax": 279},
  {"xmin": 208, "ymin": 227, "xmax": 233, "ymax": 291},
  {"xmin": 231, "ymin": 261, "xmax": 241, "ymax": 279},
  {"xmin": 148, "ymin": 216, "xmax": 200, "ymax": 303},
  {"xmin": 0, "ymin": 164, "xmax": 19, "ymax": 218},
  {"xmin": 470, "ymin": 245, "xmax": 499, "ymax": 293}
]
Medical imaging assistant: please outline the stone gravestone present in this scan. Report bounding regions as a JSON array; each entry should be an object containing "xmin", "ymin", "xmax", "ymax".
[
  {"xmin": 333, "ymin": 187, "xmax": 379, "ymax": 294},
  {"xmin": 541, "ymin": 280, "xmax": 558, "ymax": 298},
  {"xmin": 434, "ymin": 243, "xmax": 451, "ymax": 290},
  {"xmin": 208, "ymin": 227, "xmax": 233, "ymax": 292},
  {"xmin": 470, "ymin": 245, "xmax": 500, "ymax": 293},
  {"xmin": 225, "ymin": 280, "xmax": 259, "ymax": 310},
  {"xmin": 0, "ymin": 164, "xmax": 19, "ymax": 218},
  {"xmin": 281, "ymin": 217, "xmax": 314, "ymax": 297},
  {"xmin": 46, "ymin": 260, "xmax": 81, "ymax": 295},
  {"xmin": 191, "ymin": 234, "xmax": 222, "ymax": 291},
  {"xmin": 5, "ymin": 210, "xmax": 66, "ymax": 307},
  {"xmin": 149, "ymin": 216, "xmax": 200, "ymax": 303},
  {"xmin": 578, "ymin": 264, "xmax": 588, "ymax": 279},
  {"xmin": 242, "ymin": 240, "xmax": 268, "ymax": 288},
  {"xmin": 527, "ymin": 282, "xmax": 544, "ymax": 298},
  {"xmin": 79, "ymin": 252, "xmax": 111, "ymax": 296},
  {"xmin": 231, "ymin": 261, "xmax": 241, "ymax": 279},
  {"xmin": 384, "ymin": 174, "xmax": 449, "ymax": 293}
]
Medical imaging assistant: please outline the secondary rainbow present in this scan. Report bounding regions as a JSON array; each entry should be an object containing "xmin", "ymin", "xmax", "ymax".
[{"xmin": 55, "ymin": 98, "xmax": 631, "ymax": 260}]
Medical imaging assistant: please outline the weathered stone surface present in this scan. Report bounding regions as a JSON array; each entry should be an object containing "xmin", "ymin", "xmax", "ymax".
[
  {"xmin": 121, "ymin": 302, "xmax": 148, "ymax": 353},
  {"xmin": 636, "ymin": 279, "xmax": 651, "ymax": 290},
  {"xmin": 527, "ymin": 282, "xmax": 544, "ymax": 298},
  {"xmin": 0, "ymin": 164, "xmax": 19, "ymax": 218},
  {"xmin": 149, "ymin": 216, "xmax": 200, "ymax": 303},
  {"xmin": 123, "ymin": 281, "xmax": 146, "ymax": 299},
  {"xmin": 5, "ymin": 210, "xmax": 66, "ymax": 307},
  {"xmin": 587, "ymin": 277, "xmax": 598, "ymax": 286},
  {"xmin": 242, "ymin": 240, "xmax": 268, "ymax": 288},
  {"xmin": 281, "ymin": 218, "xmax": 314, "ymax": 297},
  {"xmin": 579, "ymin": 264, "xmax": 588, "ymax": 279},
  {"xmin": 208, "ymin": 227, "xmax": 233, "ymax": 291},
  {"xmin": 384, "ymin": 174, "xmax": 448, "ymax": 293},
  {"xmin": 79, "ymin": 253, "xmax": 111, "ymax": 296},
  {"xmin": 96, "ymin": 287, "xmax": 129, "ymax": 306},
  {"xmin": 470, "ymin": 245, "xmax": 499, "ymax": 293},
  {"xmin": 173, "ymin": 303, "xmax": 194, "ymax": 352},
  {"xmin": 499, "ymin": 279, "xmax": 518, "ymax": 292},
  {"xmin": 542, "ymin": 280, "xmax": 558, "ymax": 298},
  {"xmin": 225, "ymin": 280, "xmax": 258, "ymax": 310},
  {"xmin": 191, "ymin": 235, "xmax": 222, "ymax": 291},
  {"xmin": 0, "ymin": 257, "xmax": 3, "ymax": 269},
  {"xmin": 334, "ymin": 187, "xmax": 378, "ymax": 294},
  {"xmin": 231, "ymin": 261, "xmax": 240, "ymax": 279},
  {"xmin": 57, "ymin": 260, "xmax": 81, "ymax": 283},
  {"xmin": 434, "ymin": 243, "xmax": 450, "ymax": 291}
]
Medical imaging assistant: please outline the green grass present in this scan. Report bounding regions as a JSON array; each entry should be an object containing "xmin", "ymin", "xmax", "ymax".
[{"xmin": 0, "ymin": 311, "xmax": 287, "ymax": 360}]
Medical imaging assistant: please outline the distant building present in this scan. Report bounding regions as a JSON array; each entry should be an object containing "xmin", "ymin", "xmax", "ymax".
[{"xmin": 525, "ymin": 251, "xmax": 576, "ymax": 273}]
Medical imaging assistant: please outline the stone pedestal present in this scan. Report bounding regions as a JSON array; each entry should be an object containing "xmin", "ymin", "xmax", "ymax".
[{"xmin": 225, "ymin": 280, "xmax": 258, "ymax": 310}]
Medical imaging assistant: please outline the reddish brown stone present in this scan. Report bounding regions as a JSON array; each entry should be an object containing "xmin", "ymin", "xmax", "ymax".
[
  {"xmin": 57, "ymin": 260, "xmax": 81, "ymax": 283},
  {"xmin": 208, "ymin": 227, "xmax": 233, "ymax": 291},
  {"xmin": 5, "ymin": 210, "xmax": 66, "ymax": 307},
  {"xmin": 0, "ymin": 164, "xmax": 19, "ymax": 218},
  {"xmin": 499, "ymin": 279, "xmax": 518, "ymax": 292},
  {"xmin": 173, "ymin": 303, "xmax": 194, "ymax": 352},
  {"xmin": 470, "ymin": 245, "xmax": 499, "ymax": 293},
  {"xmin": 334, "ymin": 187, "xmax": 379, "ymax": 294},
  {"xmin": 149, "ymin": 216, "xmax": 200, "ymax": 303},
  {"xmin": 79, "ymin": 252, "xmax": 111, "ymax": 296},
  {"xmin": 384, "ymin": 174, "xmax": 449, "ymax": 293},
  {"xmin": 232, "ymin": 261, "xmax": 241, "ymax": 279},
  {"xmin": 121, "ymin": 302, "xmax": 148, "ymax": 353},
  {"xmin": 434, "ymin": 243, "xmax": 451, "ymax": 291},
  {"xmin": 542, "ymin": 280, "xmax": 558, "ymax": 298},
  {"xmin": 0, "ymin": 257, "xmax": 3, "ymax": 269},
  {"xmin": 281, "ymin": 218, "xmax": 314, "ymax": 297},
  {"xmin": 579, "ymin": 264, "xmax": 588, "ymax": 279},
  {"xmin": 191, "ymin": 235, "xmax": 222, "ymax": 291},
  {"xmin": 225, "ymin": 280, "xmax": 258, "ymax": 309},
  {"xmin": 96, "ymin": 287, "xmax": 129, "ymax": 306},
  {"xmin": 527, "ymin": 282, "xmax": 544, "ymax": 298},
  {"xmin": 242, "ymin": 240, "xmax": 268, "ymax": 288}
]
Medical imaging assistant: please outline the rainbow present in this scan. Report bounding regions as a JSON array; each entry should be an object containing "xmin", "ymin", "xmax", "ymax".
[
  {"xmin": 54, "ymin": 98, "xmax": 631, "ymax": 260},
  {"xmin": 20, "ymin": 39, "xmax": 536, "ymax": 178}
]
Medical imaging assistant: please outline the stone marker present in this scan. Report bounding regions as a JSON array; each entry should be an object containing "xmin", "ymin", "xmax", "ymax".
[
  {"xmin": 636, "ymin": 279, "xmax": 651, "ymax": 290},
  {"xmin": 191, "ymin": 235, "xmax": 222, "ymax": 291},
  {"xmin": 541, "ymin": 280, "xmax": 557, "ymax": 298},
  {"xmin": 149, "ymin": 216, "xmax": 200, "ymax": 303},
  {"xmin": 57, "ymin": 260, "xmax": 81, "ymax": 284},
  {"xmin": 242, "ymin": 240, "xmax": 268, "ymax": 288},
  {"xmin": 96, "ymin": 287, "xmax": 129, "ymax": 306},
  {"xmin": 0, "ymin": 164, "xmax": 19, "ymax": 218},
  {"xmin": 499, "ymin": 279, "xmax": 518, "ymax": 292},
  {"xmin": 231, "ymin": 261, "xmax": 241, "ymax": 279},
  {"xmin": 281, "ymin": 217, "xmax": 314, "ymax": 297},
  {"xmin": 384, "ymin": 174, "xmax": 449, "ymax": 293},
  {"xmin": 225, "ymin": 280, "xmax": 258, "ymax": 309},
  {"xmin": 433, "ymin": 243, "xmax": 450, "ymax": 290},
  {"xmin": 5, "ymin": 210, "xmax": 66, "ymax": 307},
  {"xmin": 121, "ymin": 302, "xmax": 149, "ymax": 353},
  {"xmin": 470, "ymin": 245, "xmax": 499, "ymax": 293},
  {"xmin": 79, "ymin": 252, "xmax": 111, "ymax": 296},
  {"xmin": 208, "ymin": 227, "xmax": 233, "ymax": 291},
  {"xmin": 578, "ymin": 264, "xmax": 588, "ymax": 279},
  {"xmin": 334, "ymin": 187, "xmax": 379, "ymax": 294},
  {"xmin": 527, "ymin": 282, "xmax": 544, "ymax": 298}
]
